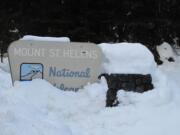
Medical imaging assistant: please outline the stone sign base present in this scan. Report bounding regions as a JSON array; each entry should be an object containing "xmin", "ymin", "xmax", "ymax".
[{"xmin": 99, "ymin": 74, "xmax": 153, "ymax": 107}]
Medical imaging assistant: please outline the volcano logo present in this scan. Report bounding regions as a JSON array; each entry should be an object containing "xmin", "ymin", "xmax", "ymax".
[{"xmin": 20, "ymin": 63, "xmax": 43, "ymax": 81}]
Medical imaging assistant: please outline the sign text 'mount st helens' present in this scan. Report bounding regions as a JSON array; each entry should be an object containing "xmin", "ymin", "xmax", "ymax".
[{"xmin": 8, "ymin": 40, "xmax": 102, "ymax": 91}]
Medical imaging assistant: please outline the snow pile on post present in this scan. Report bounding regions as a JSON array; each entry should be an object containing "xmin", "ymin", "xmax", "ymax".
[
  {"xmin": 20, "ymin": 35, "xmax": 70, "ymax": 42},
  {"xmin": 99, "ymin": 43, "xmax": 157, "ymax": 74}
]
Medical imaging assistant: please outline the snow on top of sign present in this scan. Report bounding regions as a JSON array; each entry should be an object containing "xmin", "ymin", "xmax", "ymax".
[
  {"xmin": 20, "ymin": 35, "xmax": 70, "ymax": 42},
  {"xmin": 99, "ymin": 43, "xmax": 157, "ymax": 74}
]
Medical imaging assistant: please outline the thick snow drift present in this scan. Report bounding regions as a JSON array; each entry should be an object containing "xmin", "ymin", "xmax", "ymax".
[
  {"xmin": 1, "ymin": 42, "xmax": 180, "ymax": 135},
  {"xmin": 20, "ymin": 35, "xmax": 70, "ymax": 42},
  {"xmin": 99, "ymin": 43, "xmax": 157, "ymax": 74}
]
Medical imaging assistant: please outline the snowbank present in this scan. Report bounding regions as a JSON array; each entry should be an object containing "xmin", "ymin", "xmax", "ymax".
[
  {"xmin": 20, "ymin": 35, "xmax": 70, "ymax": 42},
  {"xmin": 0, "ymin": 67, "xmax": 107, "ymax": 135},
  {"xmin": 1, "ymin": 42, "xmax": 180, "ymax": 135},
  {"xmin": 0, "ymin": 69, "xmax": 72, "ymax": 135},
  {"xmin": 99, "ymin": 43, "xmax": 157, "ymax": 74},
  {"xmin": 1, "ymin": 64, "xmax": 180, "ymax": 135},
  {"xmin": 0, "ymin": 57, "xmax": 10, "ymax": 73}
]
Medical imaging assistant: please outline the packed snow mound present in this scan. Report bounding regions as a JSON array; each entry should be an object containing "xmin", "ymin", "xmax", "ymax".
[
  {"xmin": 1, "ymin": 42, "xmax": 180, "ymax": 135},
  {"xmin": 157, "ymin": 42, "xmax": 176, "ymax": 62},
  {"xmin": 0, "ymin": 67, "xmax": 108, "ymax": 135},
  {"xmin": 99, "ymin": 43, "xmax": 157, "ymax": 74},
  {"xmin": 20, "ymin": 35, "xmax": 70, "ymax": 42},
  {"xmin": 0, "ymin": 70, "xmax": 73, "ymax": 135},
  {"xmin": 1, "ymin": 62, "xmax": 180, "ymax": 135}
]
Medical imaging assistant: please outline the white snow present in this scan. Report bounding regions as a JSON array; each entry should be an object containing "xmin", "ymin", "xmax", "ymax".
[
  {"xmin": 99, "ymin": 43, "xmax": 157, "ymax": 74},
  {"xmin": 157, "ymin": 42, "xmax": 176, "ymax": 62},
  {"xmin": 20, "ymin": 35, "xmax": 70, "ymax": 42},
  {"xmin": 157, "ymin": 42, "xmax": 180, "ymax": 71},
  {"xmin": 1, "ymin": 42, "xmax": 180, "ymax": 135},
  {"xmin": 0, "ymin": 57, "xmax": 10, "ymax": 73}
]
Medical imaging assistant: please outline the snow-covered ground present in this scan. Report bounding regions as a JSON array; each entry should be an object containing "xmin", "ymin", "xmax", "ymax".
[{"xmin": 0, "ymin": 42, "xmax": 180, "ymax": 135}]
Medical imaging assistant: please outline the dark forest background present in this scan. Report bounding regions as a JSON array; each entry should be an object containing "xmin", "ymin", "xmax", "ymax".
[{"xmin": 0, "ymin": 0, "xmax": 180, "ymax": 62}]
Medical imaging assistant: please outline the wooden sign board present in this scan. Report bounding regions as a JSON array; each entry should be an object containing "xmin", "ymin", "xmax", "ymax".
[{"xmin": 8, "ymin": 40, "xmax": 102, "ymax": 91}]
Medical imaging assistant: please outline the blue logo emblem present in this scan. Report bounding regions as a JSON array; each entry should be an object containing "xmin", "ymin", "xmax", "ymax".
[{"xmin": 20, "ymin": 63, "xmax": 43, "ymax": 81}]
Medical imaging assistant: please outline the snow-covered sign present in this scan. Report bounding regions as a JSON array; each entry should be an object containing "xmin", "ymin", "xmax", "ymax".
[{"xmin": 8, "ymin": 40, "xmax": 102, "ymax": 91}]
